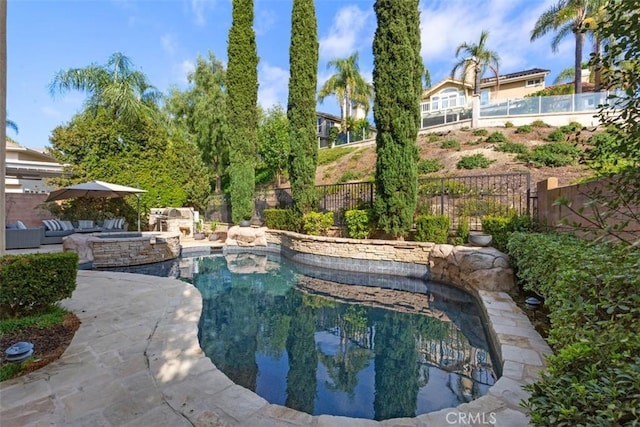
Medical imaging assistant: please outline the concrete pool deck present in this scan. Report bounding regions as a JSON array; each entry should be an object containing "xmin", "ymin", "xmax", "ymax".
[{"xmin": 1, "ymin": 242, "xmax": 552, "ymax": 426}]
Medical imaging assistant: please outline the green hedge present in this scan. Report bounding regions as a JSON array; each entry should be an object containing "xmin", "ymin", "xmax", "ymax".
[
  {"xmin": 415, "ymin": 214, "xmax": 450, "ymax": 243},
  {"xmin": 345, "ymin": 209, "xmax": 374, "ymax": 239},
  {"xmin": 480, "ymin": 214, "xmax": 533, "ymax": 252},
  {"xmin": 302, "ymin": 212, "xmax": 333, "ymax": 236},
  {"xmin": 263, "ymin": 208, "xmax": 300, "ymax": 232},
  {"xmin": 507, "ymin": 233, "xmax": 640, "ymax": 426},
  {"xmin": 0, "ymin": 252, "xmax": 79, "ymax": 318}
]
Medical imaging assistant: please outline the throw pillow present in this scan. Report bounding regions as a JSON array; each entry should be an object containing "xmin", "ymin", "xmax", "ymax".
[
  {"xmin": 43, "ymin": 219, "xmax": 60, "ymax": 231},
  {"xmin": 78, "ymin": 220, "xmax": 94, "ymax": 229},
  {"xmin": 16, "ymin": 220, "xmax": 27, "ymax": 230},
  {"xmin": 60, "ymin": 220, "xmax": 74, "ymax": 231},
  {"xmin": 115, "ymin": 217, "xmax": 125, "ymax": 229},
  {"xmin": 103, "ymin": 218, "xmax": 115, "ymax": 229}
]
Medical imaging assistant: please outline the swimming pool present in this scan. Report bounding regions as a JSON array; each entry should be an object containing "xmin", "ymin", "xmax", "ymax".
[{"xmin": 186, "ymin": 251, "xmax": 497, "ymax": 421}]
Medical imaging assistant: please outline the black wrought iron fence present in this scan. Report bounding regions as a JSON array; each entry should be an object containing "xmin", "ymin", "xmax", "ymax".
[
  {"xmin": 251, "ymin": 172, "xmax": 532, "ymax": 230},
  {"xmin": 416, "ymin": 173, "xmax": 532, "ymax": 230}
]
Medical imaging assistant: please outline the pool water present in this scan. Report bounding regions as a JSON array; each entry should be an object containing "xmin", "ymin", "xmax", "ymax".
[{"xmin": 186, "ymin": 251, "xmax": 497, "ymax": 421}]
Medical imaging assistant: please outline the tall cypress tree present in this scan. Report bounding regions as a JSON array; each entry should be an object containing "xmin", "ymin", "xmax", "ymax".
[
  {"xmin": 287, "ymin": 0, "xmax": 319, "ymax": 215},
  {"xmin": 372, "ymin": 0, "xmax": 423, "ymax": 238},
  {"xmin": 227, "ymin": 0, "xmax": 258, "ymax": 223}
]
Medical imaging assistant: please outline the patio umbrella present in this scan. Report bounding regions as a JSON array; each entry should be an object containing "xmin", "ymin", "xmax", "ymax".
[{"xmin": 46, "ymin": 180, "xmax": 147, "ymax": 231}]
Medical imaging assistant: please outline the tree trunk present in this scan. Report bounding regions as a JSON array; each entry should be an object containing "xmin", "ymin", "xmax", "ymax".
[
  {"xmin": 574, "ymin": 30, "xmax": 584, "ymax": 94},
  {"xmin": 474, "ymin": 63, "xmax": 481, "ymax": 96},
  {"xmin": 593, "ymin": 35, "xmax": 602, "ymax": 92}
]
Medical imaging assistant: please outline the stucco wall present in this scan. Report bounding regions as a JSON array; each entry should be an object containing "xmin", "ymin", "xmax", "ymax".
[{"xmin": 537, "ymin": 177, "xmax": 639, "ymax": 242}]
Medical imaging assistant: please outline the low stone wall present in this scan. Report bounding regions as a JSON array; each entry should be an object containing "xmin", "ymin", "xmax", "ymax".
[
  {"xmin": 266, "ymin": 230, "xmax": 514, "ymax": 292},
  {"xmin": 64, "ymin": 232, "xmax": 181, "ymax": 268},
  {"xmin": 92, "ymin": 232, "xmax": 181, "ymax": 268}
]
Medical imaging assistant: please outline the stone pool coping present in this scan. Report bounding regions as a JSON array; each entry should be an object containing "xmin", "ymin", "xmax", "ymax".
[{"xmin": 0, "ymin": 246, "xmax": 552, "ymax": 426}]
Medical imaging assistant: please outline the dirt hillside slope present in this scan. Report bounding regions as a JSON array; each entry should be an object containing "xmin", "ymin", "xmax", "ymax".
[{"xmin": 314, "ymin": 125, "xmax": 598, "ymax": 188}]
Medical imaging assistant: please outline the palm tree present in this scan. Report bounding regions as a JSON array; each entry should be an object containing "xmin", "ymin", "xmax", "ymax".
[
  {"xmin": 318, "ymin": 52, "xmax": 373, "ymax": 134},
  {"xmin": 530, "ymin": 0, "xmax": 606, "ymax": 94},
  {"xmin": 451, "ymin": 30, "xmax": 500, "ymax": 97},
  {"xmin": 6, "ymin": 116, "xmax": 17, "ymax": 134},
  {"xmin": 49, "ymin": 52, "xmax": 162, "ymax": 124}
]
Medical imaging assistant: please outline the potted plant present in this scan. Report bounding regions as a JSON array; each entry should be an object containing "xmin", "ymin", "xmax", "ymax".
[
  {"xmin": 193, "ymin": 219, "xmax": 206, "ymax": 240},
  {"xmin": 239, "ymin": 214, "xmax": 252, "ymax": 227},
  {"xmin": 468, "ymin": 232, "xmax": 492, "ymax": 247}
]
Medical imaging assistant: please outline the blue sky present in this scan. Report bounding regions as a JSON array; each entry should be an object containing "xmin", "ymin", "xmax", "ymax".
[{"xmin": 7, "ymin": 0, "xmax": 577, "ymax": 150}]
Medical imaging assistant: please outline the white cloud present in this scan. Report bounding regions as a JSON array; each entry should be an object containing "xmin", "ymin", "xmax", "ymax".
[
  {"xmin": 419, "ymin": 0, "xmax": 566, "ymax": 79},
  {"xmin": 255, "ymin": 9, "xmax": 276, "ymax": 36},
  {"xmin": 161, "ymin": 34, "xmax": 178, "ymax": 55},
  {"xmin": 190, "ymin": 0, "xmax": 213, "ymax": 26},
  {"xmin": 319, "ymin": 5, "xmax": 374, "ymax": 60},
  {"xmin": 258, "ymin": 62, "xmax": 289, "ymax": 109}
]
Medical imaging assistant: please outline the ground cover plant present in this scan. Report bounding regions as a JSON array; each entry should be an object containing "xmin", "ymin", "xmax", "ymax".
[
  {"xmin": 440, "ymin": 139, "xmax": 460, "ymax": 150},
  {"xmin": 518, "ymin": 142, "xmax": 581, "ymax": 167},
  {"xmin": 494, "ymin": 141, "xmax": 529, "ymax": 155},
  {"xmin": 457, "ymin": 153, "xmax": 494, "ymax": 169},
  {"xmin": 417, "ymin": 158, "xmax": 444, "ymax": 174},
  {"xmin": 507, "ymin": 233, "xmax": 640, "ymax": 426}
]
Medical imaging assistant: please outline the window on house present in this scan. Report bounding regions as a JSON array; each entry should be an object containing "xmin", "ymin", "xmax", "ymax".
[
  {"xmin": 480, "ymin": 90, "xmax": 490, "ymax": 105},
  {"xmin": 526, "ymin": 79, "xmax": 541, "ymax": 87},
  {"xmin": 430, "ymin": 88, "xmax": 463, "ymax": 111}
]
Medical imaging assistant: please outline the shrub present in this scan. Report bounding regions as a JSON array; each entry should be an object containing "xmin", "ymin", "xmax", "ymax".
[
  {"xmin": 494, "ymin": 141, "xmax": 529, "ymax": 155},
  {"xmin": 457, "ymin": 153, "xmax": 494, "ymax": 169},
  {"xmin": 480, "ymin": 214, "xmax": 533, "ymax": 252},
  {"xmin": 518, "ymin": 142, "xmax": 582, "ymax": 167},
  {"xmin": 457, "ymin": 199, "xmax": 517, "ymax": 218},
  {"xmin": 455, "ymin": 216, "xmax": 470, "ymax": 244},
  {"xmin": 531, "ymin": 119, "xmax": 549, "ymax": 128},
  {"xmin": 559, "ymin": 121, "xmax": 583, "ymax": 133},
  {"xmin": 0, "ymin": 253, "xmax": 79, "ymax": 318},
  {"xmin": 546, "ymin": 128, "xmax": 567, "ymax": 142},
  {"xmin": 263, "ymin": 208, "xmax": 300, "ymax": 232},
  {"xmin": 417, "ymin": 158, "xmax": 444, "ymax": 174},
  {"xmin": 472, "ymin": 128, "xmax": 488, "ymax": 136},
  {"xmin": 507, "ymin": 233, "xmax": 640, "ymax": 426},
  {"xmin": 425, "ymin": 132, "xmax": 441, "ymax": 143},
  {"xmin": 414, "ymin": 214, "xmax": 450, "ymax": 243},
  {"xmin": 440, "ymin": 139, "xmax": 460, "ymax": 150},
  {"xmin": 515, "ymin": 124, "xmax": 533, "ymax": 134},
  {"xmin": 338, "ymin": 171, "xmax": 359, "ymax": 183},
  {"xmin": 504, "ymin": 121, "xmax": 514, "ymax": 128},
  {"xmin": 486, "ymin": 131, "xmax": 507, "ymax": 143},
  {"xmin": 302, "ymin": 211, "xmax": 333, "ymax": 236},
  {"xmin": 344, "ymin": 209, "xmax": 374, "ymax": 239}
]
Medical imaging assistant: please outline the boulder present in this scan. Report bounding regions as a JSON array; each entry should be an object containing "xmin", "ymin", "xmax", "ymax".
[
  {"xmin": 62, "ymin": 233, "xmax": 96, "ymax": 264},
  {"xmin": 225, "ymin": 226, "xmax": 269, "ymax": 247}
]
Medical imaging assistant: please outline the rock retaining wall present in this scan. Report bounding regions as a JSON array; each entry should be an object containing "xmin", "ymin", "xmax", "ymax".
[
  {"xmin": 64, "ymin": 232, "xmax": 182, "ymax": 268},
  {"xmin": 266, "ymin": 230, "xmax": 514, "ymax": 292}
]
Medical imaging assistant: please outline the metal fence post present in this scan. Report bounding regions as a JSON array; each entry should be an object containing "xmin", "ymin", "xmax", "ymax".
[{"xmin": 440, "ymin": 178, "xmax": 445, "ymax": 215}]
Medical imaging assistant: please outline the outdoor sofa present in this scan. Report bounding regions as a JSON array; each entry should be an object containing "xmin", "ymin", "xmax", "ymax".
[
  {"xmin": 6, "ymin": 221, "xmax": 41, "ymax": 249},
  {"xmin": 40, "ymin": 218, "xmax": 128, "ymax": 244}
]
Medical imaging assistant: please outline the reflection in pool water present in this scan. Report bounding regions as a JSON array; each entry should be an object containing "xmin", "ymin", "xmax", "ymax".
[{"xmin": 182, "ymin": 252, "xmax": 497, "ymax": 421}]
